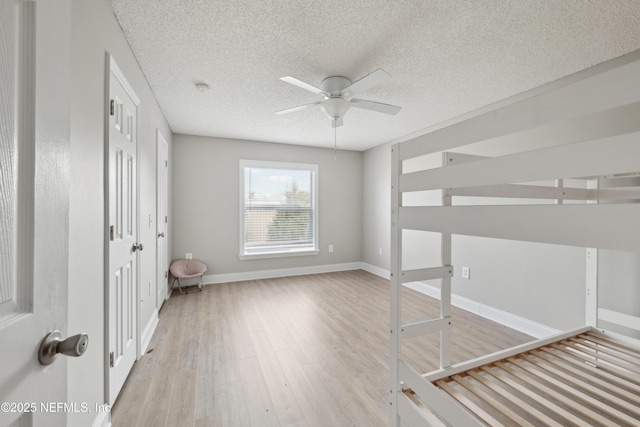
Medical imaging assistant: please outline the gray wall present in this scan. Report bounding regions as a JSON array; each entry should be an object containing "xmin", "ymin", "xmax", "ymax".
[
  {"xmin": 362, "ymin": 142, "xmax": 392, "ymax": 270},
  {"xmin": 598, "ymin": 250, "xmax": 640, "ymax": 337},
  {"xmin": 171, "ymin": 135, "xmax": 362, "ymax": 275},
  {"xmin": 69, "ymin": 0, "xmax": 172, "ymax": 425}
]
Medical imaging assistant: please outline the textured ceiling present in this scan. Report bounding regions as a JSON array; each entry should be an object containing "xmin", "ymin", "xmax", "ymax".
[{"xmin": 108, "ymin": 0, "xmax": 640, "ymax": 151}]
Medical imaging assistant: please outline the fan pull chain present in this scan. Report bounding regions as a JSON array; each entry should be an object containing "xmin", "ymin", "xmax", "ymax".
[{"xmin": 333, "ymin": 121, "xmax": 337, "ymax": 160}]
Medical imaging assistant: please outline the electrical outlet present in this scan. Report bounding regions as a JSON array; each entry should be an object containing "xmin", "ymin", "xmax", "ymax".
[
  {"xmin": 461, "ymin": 266, "xmax": 470, "ymax": 279},
  {"xmin": 328, "ymin": 245, "xmax": 334, "ymax": 253},
  {"xmin": 186, "ymin": 253, "xmax": 192, "ymax": 259}
]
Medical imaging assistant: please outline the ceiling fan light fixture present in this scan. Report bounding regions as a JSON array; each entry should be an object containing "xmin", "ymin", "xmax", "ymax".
[{"xmin": 319, "ymin": 98, "xmax": 351, "ymax": 124}]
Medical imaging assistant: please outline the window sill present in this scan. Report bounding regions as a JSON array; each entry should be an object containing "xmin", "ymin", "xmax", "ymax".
[{"xmin": 239, "ymin": 249, "xmax": 319, "ymax": 260}]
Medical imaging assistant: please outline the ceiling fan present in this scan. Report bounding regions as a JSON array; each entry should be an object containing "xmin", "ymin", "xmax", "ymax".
[{"xmin": 276, "ymin": 69, "xmax": 401, "ymax": 128}]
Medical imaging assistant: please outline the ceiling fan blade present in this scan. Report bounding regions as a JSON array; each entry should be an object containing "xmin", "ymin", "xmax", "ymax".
[
  {"xmin": 279, "ymin": 76, "xmax": 326, "ymax": 95},
  {"xmin": 350, "ymin": 98, "xmax": 401, "ymax": 115},
  {"xmin": 342, "ymin": 69, "xmax": 391, "ymax": 99},
  {"xmin": 275, "ymin": 101, "xmax": 323, "ymax": 115}
]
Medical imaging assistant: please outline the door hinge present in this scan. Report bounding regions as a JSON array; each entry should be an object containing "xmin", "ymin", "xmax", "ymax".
[
  {"xmin": 109, "ymin": 225, "xmax": 115, "ymax": 241},
  {"xmin": 165, "ymin": 271, "xmax": 168, "ymax": 278},
  {"xmin": 109, "ymin": 351, "xmax": 114, "ymax": 367},
  {"xmin": 165, "ymin": 160, "xmax": 168, "ymax": 167},
  {"xmin": 110, "ymin": 99, "xmax": 114, "ymax": 116},
  {"xmin": 165, "ymin": 215, "xmax": 168, "ymax": 223}
]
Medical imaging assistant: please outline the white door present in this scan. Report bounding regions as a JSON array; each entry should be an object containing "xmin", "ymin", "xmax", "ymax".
[
  {"xmin": 156, "ymin": 130, "xmax": 169, "ymax": 308},
  {"xmin": 0, "ymin": 0, "xmax": 71, "ymax": 426},
  {"xmin": 107, "ymin": 57, "xmax": 140, "ymax": 406}
]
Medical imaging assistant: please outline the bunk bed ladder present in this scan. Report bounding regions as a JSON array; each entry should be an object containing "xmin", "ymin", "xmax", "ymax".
[{"xmin": 389, "ymin": 149, "xmax": 458, "ymax": 426}]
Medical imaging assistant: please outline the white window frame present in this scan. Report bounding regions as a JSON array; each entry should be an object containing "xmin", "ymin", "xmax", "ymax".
[{"xmin": 239, "ymin": 159, "xmax": 319, "ymax": 259}]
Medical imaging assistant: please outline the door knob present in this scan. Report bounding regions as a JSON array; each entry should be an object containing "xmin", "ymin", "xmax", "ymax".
[
  {"xmin": 157, "ymin": 232, "xmax": 165, "ymax": 238},
  {"xmin": 38, "ymin": 330, "xmax": 89, "ymax": 365},
  {"xmin": 132, "ymin": 243, "xmax": 144, "ymax": 252}
]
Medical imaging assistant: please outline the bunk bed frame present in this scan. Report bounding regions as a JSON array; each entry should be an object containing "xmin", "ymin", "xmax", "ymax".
[{"xmin": 389, "ymin": 50, "xmax": 640, "ymax": 426}]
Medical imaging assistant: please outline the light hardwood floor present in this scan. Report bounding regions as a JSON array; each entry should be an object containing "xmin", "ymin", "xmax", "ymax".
[{"xmin": 111, "ymin": 270, "xmax": 533, "ymax": 426}]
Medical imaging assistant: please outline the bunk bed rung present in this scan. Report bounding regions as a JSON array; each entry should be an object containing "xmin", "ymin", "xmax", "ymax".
[
  {"xmin": 401, "ymin": 316, "xmax": 451, "ymax": 338},
  {"xmin": 447, "ymin": 184, "xmax": 592, "ymax": 201},
  {"xmin": 401, "ymin": 266, "xmax": 453, "ymax": 283},
  {"xmin": 401, "ymin": 204, "xmax": 640, "ymax": 252}
]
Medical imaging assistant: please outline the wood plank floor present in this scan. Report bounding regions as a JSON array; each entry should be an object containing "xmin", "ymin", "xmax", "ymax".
[{"xmin": 111, "ymin": 270, "xmax": 533, "ymax": 426}]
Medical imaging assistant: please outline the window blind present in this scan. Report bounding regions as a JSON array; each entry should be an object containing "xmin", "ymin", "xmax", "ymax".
[{"xmin": 240, "ymin": 161, "xmax": 318, "ymax": 257}]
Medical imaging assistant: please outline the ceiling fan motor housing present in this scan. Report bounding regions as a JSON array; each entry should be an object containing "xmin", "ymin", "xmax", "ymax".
[{"xmin": 321, "ymin": 76, "xmax": 352, "ymax": 97}]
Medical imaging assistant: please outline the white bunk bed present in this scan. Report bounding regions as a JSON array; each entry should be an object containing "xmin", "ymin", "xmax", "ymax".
[{"xmin": 389, "ymin": 50, "xmax": 640, "ymax": 427}]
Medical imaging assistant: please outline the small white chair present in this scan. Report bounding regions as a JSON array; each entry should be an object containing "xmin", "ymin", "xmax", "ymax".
[{"xmin": 169, "ymin": 259, "xmax": 207, "ymax": 294}]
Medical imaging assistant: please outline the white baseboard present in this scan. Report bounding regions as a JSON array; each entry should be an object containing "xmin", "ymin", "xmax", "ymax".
[
  {"xmin": 404, "ymin": 281, "xmax": 560, "ymax": 339},
  {"xmin": 202, "ymin": 262, "xmax": 363, "ymax": 284},
  {"xmin": 360, "ymin": 262, "xmax": 391, "ymax": 279},
  {"xmin": 140, "ymin": 308, "xmax": 159, "ymax": 356},
  {"xmin": 92, "ymin": 409, "xmax": 110, "ymax": 427}
]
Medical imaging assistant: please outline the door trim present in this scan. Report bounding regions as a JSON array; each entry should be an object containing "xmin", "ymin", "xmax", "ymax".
[
  {"xmin": 103, "ymin": 52, "xmax": 141, "ymax": 405},
  {"xmin": 156, "ymin": 129, "xmax": 169, "ymax": 309}
]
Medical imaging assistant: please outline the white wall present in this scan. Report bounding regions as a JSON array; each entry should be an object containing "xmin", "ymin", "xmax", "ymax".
[
  {"xmin": 69, "ymin": 0, "xmax": 172, "ymax": 425},
  {"xmin": 171, "ymin": 135, "xmax": 362, "ymax": 277}
]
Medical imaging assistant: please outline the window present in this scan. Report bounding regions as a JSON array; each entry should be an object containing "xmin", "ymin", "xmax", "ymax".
[{"xmin": 239, "ymin": 160, "xmax": 318, "ymax": 259}]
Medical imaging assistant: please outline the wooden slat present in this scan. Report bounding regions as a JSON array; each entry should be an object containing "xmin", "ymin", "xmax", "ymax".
[
  {"xmin": 586, "ymin": 331, "xmax": 640, "ymax": 357},
  {"xmin": 567, "ymin": 336, "xmax": 640, "ymax": 371},
  {"xmin": 401, "ymin": 128, "xmax": 640, "ymax": 193},
  {"xmin": 436, "ymin": 380, "xmax": 503, "ymax": 426},
  {"xmin": 494, "ymin": 361, "xmax": 613, "ymax": 425},
  {"xmin": 401, "ymin": 266, "xmax": 453, "ymax": 283},
  {"xmin": 429, "ymin": 331, "xmax": 640, "ymax": 427},
  {"xmin": 401, "ymin": 317, "xmax": 451, "ymax": 338},
  {"xmin": 522, "ymin": 353, "xmax": 640, "ymax": 417},
  {"xmin": 400, "ymin": 204, "xmax": 640, "ymax": 252},
  {"xmin": 508, "ymin": 356, "xmax": 640, "ymax": 425},
  {"xmin": 550, "ymin": 342, "xmax": 640, "ymax": 387},
  {"xmin": 479, "ymin": 365, "xmax": 586, "ymax": 426},
  {"xmin": 466, "ymin": 370, "xmax": 563, "ymax": 427},
  {"xmin": 532, "ymin": 349, "xmax": 640, "ymax": 407},
  {"xmin": 450, "ymin": 374, "xmax": 536, "ymax": 427}
]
